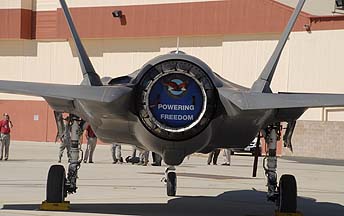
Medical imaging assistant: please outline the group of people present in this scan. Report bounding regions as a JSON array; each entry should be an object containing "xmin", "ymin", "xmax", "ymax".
[
  {"xmin": 111, "ymin": 145, "xmax": 163, "ymax": 166},
  {"xmin": 58, "ymin": 116, "xmax": 163, "ymax": 166},
  {"xmin": 0, "ymin": 113, "xmax": 234, "ymax": 167},
  {"xmin": 58, "ymin": 116, "xmax": 99, "ymax": 163},
  {"xmin": 58, "ymin": 115, "xmax": 235, "ymax": 166},
  {"xmin": 207, "ymin": 148, "xmax": 232, "ymax": 166},
  {"xmin": 123, "ymin": 148, "xmax": 162, "ymax": 166}
]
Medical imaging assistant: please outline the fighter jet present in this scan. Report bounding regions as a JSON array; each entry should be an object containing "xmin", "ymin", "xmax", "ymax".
[{"xmin": 0, "ymin": 0, "xmax": 341, "ymax": 213}]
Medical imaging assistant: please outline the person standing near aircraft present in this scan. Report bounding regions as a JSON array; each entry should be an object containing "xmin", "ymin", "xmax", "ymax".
[
  {"xmin": 131, "ymin": 146, "xmax": 137, "ymax": 160},
  {"xmin": 207, "ymin": 149, "xmax": 220, "ymax": 165},
  {"xmin": 0, "ymin": 113, "xmax": 13, "ymax": 161},
  {"xmin": 138, "ymin": 150, "xmax": 149, "ymax": 166},
  {"xmin": 222, "ymin": 149, "xmax": 231, "ymax": 166},
  {"xmin": 151, "ymin": 152, "xmax": 162, "ymax": 166},
  {"xmin": 58, "ymin": 116, "xmax": 71, "ymax": 163},
  {"xmin": 84, "ymin": 124, "xmax": 97, "ymax": 163},
  {"xmin": 111, "ymin": 143, "xmax": 123, "ymax": 164}
]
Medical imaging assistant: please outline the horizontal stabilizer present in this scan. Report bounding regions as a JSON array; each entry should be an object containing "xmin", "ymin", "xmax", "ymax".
[
  {"xmin": 219, "ymin": 88, "xmax": 344, "ymax": 111},
  {"xmin": 0, "ymin": 80, "xmax": 132, "ymax": 112}
]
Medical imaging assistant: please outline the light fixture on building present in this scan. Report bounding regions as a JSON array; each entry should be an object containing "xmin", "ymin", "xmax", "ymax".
[
  {"xmin": 112, "ymin": 10, "xmax": 123, "ymax": 18},
  {"xmin": 303, "ymin": 24, "xmax": 311, "ymax": 33}
]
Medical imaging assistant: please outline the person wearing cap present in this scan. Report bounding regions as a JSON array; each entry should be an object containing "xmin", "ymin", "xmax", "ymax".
[
  {"xmin": 0, "ymin": 113, "xmax": 13, "ymax": 161},
  {"xmin": 58, "ymin": 116, "xmax": 71, "ymax": 163},
  {"xmin": 84, "ymin": 124, "xmax": 97, "ymax": 163}
]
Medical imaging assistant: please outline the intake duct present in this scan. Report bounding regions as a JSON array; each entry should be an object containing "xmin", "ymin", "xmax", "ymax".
[{"xmin": 136, "ymin": 59, "xmax": 217, "ymax": 141}]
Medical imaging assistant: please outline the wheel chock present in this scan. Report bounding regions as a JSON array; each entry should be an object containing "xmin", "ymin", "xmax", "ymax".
[
  {"xmin": 275, "ymin": 211, "xmax": 303, "ymax": 216},
  {"xmin": 40, "ymin": 200, "xmax": 70, "ymax": 211}
]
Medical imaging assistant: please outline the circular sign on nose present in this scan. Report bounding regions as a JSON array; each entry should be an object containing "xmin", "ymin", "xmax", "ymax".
[
  {"xmin": 137, "ymin": 59, "xmax": 217, "ymax": 141},
  {"xmin": 147, "ymin": 73, "xmax": 206, "ymax": 131}
]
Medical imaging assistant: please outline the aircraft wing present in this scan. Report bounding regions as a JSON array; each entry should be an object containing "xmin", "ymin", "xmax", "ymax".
[
  {"xmin": 0, "ymin": 80, "xmax": 132, "ymax": 112},
  {"xmin": 219, "ymin": 88, "xmax": 344, "ymax": 111}
]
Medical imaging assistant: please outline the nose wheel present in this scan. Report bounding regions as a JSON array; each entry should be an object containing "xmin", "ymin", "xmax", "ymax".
[
  {"xmin": 166, "ymin": 172, "xmax": 177, "ymax": 196},
  {"xmin": 163, "ymin": 166, "xmax": 177, "ymax": 196}
]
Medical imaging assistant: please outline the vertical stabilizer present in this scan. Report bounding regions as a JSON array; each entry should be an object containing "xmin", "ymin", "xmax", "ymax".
[
  {"xmin": 250, "ymin": 0, "xmax": 306, "ymax": 93},
  {"xmin": 59, "ymin": 0, "xmax": 103, "ymax": 86}
]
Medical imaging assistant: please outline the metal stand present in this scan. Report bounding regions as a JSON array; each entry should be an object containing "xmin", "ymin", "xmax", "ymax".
[{"xmin": 252, "ymin": 133, "xmax": 261, "ymax": 177}]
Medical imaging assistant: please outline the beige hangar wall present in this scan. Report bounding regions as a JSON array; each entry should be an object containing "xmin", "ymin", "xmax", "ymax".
[
  {"xmin": 32, "ymin": 0, "xmax": 220, "ymax": 11},
  {"xmin": 0, "ymin": 29, "xmax": 344, "ymax": 121},
  {"xmin": 0, "ymin": 0, "xmax": 220, "ymax": 11}
]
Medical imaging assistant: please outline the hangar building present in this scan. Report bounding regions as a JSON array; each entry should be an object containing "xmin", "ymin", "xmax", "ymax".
[{"xmin": 0, "ymin": 0, "xmax": 344, "ymax": 159}]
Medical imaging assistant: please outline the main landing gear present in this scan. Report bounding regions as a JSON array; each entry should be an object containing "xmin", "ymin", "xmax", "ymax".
[
  {"xmin": 42, "ymin": 115, "xmax": 83, "ymax": 210},
  {"xmin": 263, "ymin": 123, "xmax": 298, "ymax": 214},
  {"xmin": 162, "ymin": 166, "xmax": 177, "ymax": 196}
]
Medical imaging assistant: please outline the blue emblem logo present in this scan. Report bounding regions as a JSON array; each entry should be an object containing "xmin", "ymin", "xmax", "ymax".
[
  {"xmin": 148, "ymin": 73, "xmax": 204, "ymax": 129},
  {"xmin": 163, "ymin": 79, "xmax": 187, "ymax": 96}
]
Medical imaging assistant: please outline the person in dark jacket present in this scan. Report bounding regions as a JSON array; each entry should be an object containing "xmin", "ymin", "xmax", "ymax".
[{"xmin": 207, "ymin": 149, "xmax": 220, "ymax": 165}]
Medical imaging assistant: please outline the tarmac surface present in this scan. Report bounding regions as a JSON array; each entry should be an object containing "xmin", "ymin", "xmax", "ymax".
[{"xmin": 0, "ymin": 141, "xmax": 343, "ymax": 216}]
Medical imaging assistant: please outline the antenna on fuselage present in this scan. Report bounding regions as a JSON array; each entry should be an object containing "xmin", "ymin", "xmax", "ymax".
[
  {"xmin": 176, "ymin": 37, "xmax": 180, "ymax": 54},
  {"xmin": 169, "ymin": 37, "xmax": 185, "ymax": 54}
]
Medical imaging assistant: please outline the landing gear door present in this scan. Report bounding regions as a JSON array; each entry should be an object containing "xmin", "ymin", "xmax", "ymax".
[
  {"xmin": 283, "ymin": 121, "xmax": 296, "ymax": 152},
  {"xmin": 54, "ymin": 111, "xmax": 65, "ymax": 142}
]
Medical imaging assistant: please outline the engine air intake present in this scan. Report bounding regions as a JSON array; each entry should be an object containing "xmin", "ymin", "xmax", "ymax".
[{"xmin": 136, "ymin": 60, "xmax": 217, "ymax": 140}]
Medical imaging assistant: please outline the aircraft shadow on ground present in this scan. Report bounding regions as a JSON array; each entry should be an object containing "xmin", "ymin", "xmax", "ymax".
[{"xmin": 2, "ymin": 190, "xmax": 344, "ymax": 216}]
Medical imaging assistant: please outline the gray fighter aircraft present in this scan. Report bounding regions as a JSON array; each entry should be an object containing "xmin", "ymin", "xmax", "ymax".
[{"xmin": 0, "ymin": 0, "xmax": 341, "ymax": 213}]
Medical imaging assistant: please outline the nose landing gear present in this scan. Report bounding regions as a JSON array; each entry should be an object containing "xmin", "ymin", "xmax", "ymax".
[{"xmin": 162, "ymin": 166, "xmax": 177, "ymax": 196}]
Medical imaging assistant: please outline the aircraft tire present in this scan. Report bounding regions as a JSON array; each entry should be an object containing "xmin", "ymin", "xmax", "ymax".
[
  {"xmin": 166, "ymin": 172, "xmax": 177, "ymax": 196},
  {"xmin": 46, "ymin": 165, "xmax": 66, "ymax": 203},
  {"xmin": 278, "ymin": 174, "xmax": 297, "ymax": 213}
]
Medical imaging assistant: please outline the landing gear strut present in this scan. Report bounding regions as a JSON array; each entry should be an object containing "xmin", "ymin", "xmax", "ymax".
[
  {"xmin": 263, "ymin": 123, "xmax": 297, "ymax": 213},
  {"xmin": 162, "ymin": 166, "xmax": 177, "ymax": 196},
  {"xmin": 46, "ymin": 115, "xmax": 83, "ymax": 203}
]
